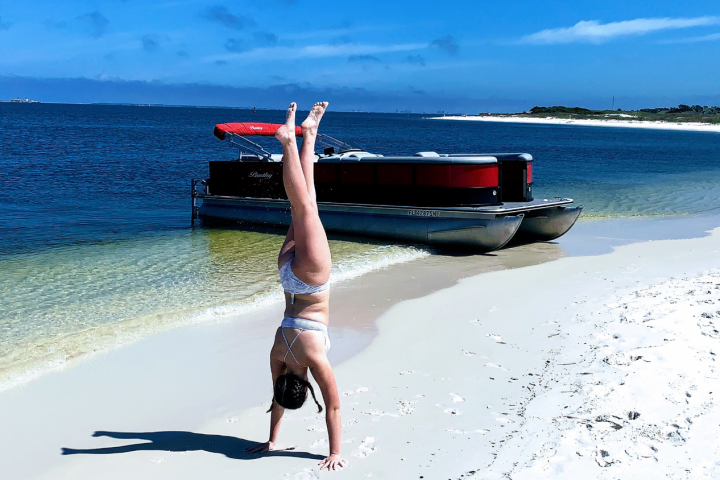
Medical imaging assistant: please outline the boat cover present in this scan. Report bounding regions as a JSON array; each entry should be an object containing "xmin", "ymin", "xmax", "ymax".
[{"xmin": 214, "ymin": 122, "xmax": 302, "ymax": 140}]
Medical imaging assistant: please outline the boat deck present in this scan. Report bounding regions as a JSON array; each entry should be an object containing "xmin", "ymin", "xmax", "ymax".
[{"xmin": 473, "ymin": 197, "xmax": 574, "ymax": 214}]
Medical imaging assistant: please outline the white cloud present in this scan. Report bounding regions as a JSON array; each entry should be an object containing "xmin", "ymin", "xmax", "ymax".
[
  {"xmin": 660, "ymin": 32, "xmax": 720, "ymax": 44},
  {"xmin": 299, "ymin": 42, "xmax": 425, "ymax": 57},
  {"xmin": 207, "ymin": 42, "xmax": 426, "ymax": 62},
  {"xmin": 520, "ymin": 16, "xmax": 720, "ymax": 44}
]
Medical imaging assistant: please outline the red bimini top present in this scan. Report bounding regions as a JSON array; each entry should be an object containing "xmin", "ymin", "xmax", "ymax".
[{"xmin": 214, "ymin": 122, "xmax": 302, "ymax": 140}]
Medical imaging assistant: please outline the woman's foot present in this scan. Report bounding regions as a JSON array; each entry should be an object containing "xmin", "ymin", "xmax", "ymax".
[
  {"xmin": 301, "ymin": 102, "xmax": 329, "ymax": 136},
  {"xmin": 275, "ymin": 102, "xmax": 297, "ymax": 143}
]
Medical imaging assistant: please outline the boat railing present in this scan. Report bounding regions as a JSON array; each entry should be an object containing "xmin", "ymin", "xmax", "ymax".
[
  {"xmin": 224, "ymin": 132, "xmax": 274, "ymax": 161},
  {"xmin": 223, "ymin": 131, "xmax": 356, "ymax": 160},
  {"xmin": 191, "ymin": 179, "xmax": 207, "ymax": 220},
  {"xmin": 316, "ymin": 134, "xmax": 354, "ymax": 154}
]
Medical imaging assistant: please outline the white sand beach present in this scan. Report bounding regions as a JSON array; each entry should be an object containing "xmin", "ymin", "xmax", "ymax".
[
  {"xmin": 2, "ymin": 220, "xmax": 720, "ymax": 479},
  {"xmin": 484, "ymin": 270, "xmax": 720, "ymax": 479},
  {"xmin": 432, "ymin": 115, "xmax": 720, "ymax": 133}
]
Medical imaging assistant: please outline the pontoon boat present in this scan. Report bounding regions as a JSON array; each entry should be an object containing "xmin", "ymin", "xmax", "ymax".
[{"xmin": 191, "ymin": 122, "xmax": 582, "ymax": 250}]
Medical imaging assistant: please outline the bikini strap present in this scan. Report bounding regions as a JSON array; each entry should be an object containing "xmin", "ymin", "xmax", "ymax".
[{"xmin": 281, "ymin": 327, "xmax": 304, "ymax": 365}]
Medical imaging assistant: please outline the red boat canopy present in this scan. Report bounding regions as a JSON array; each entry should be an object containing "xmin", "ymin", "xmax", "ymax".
[{"xmin": 214, "ymin": 122, "xmax": 302, "ymax": 140}]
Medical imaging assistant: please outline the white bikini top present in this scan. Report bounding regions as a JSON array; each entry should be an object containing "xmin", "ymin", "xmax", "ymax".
[{"xmin": 279, "ymin": 258, "xmax": 329, "ymax": 302}]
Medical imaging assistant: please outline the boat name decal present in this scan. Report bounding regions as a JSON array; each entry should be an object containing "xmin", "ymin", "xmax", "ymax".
[
  {"xmin": 408, "ymin": 209, "xmax": 440, "ymax": 217},
  {"xmin": 249, "ymin": 126, "xmax": 263, "ymax": 130},
  {"xmin": 249, "ymin": 171, "xmax": 273, "ymax": 179}
]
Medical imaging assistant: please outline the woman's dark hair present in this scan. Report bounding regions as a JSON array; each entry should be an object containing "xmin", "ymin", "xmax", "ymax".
[{"xmin": 267, "ymin": 372, "xmax": 323, "ymax": 413}]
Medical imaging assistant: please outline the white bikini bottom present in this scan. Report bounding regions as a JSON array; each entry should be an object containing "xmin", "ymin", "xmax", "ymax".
[{"xmin": 281, "ymin": 317, "xmax": 331, "ymax": 353}]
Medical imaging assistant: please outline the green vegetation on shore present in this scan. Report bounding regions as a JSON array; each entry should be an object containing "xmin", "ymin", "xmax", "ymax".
[{"xmin": 484, "ymin": 104, "xmax": 720, "ymax": 125}]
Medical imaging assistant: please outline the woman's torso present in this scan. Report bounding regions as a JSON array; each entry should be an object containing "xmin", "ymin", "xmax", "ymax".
[
  {"xmin": 278, "ymin": 250, "xmax": 331, "ymax": 325},
  {"xmin": 283, "ymin": 290, "xmax": 330, "ymax": 325}
]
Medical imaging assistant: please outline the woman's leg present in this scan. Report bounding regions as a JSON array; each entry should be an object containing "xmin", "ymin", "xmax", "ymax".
[
  {"xmin": 298, "ymin": 102, "xmax": 328, "ymax": 203},
  {"xmin": 275, "ymin": 103, "xmax": 332, "ymax": 286},
  {"xmin": 279, "ymin": 103, "xmax": 327, "ymax": 268},
  {"xmin": 277, "ymin": 220, "xmax": 295, "ymax": 268}
]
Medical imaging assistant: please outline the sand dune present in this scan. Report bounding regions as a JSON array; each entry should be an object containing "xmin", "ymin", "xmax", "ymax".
[{"xmin": 432, "ymin": 115, "xmax": 720, "ymax": 133}]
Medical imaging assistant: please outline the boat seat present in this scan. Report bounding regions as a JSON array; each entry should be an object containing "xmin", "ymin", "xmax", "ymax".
[
  {"xmin": 338, "ymin": 152, "xmax": 380, "ymax": 161},
  {"xmin": 449, "ymin": 153, "xmax": 533, "ymax": 161},
  {"xmin": 358, "ymin": 156, "xmax": 497, "ymax": 164}
]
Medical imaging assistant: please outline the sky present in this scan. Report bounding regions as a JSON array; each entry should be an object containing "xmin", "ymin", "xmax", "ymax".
[{"xmin": 1, "ymin": 0, "xmax": 719, "ymax": 112}]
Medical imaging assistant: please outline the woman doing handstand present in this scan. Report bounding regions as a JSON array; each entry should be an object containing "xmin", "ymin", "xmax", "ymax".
[{"xmin": 246, "ymin": 102, "xmax": 346, "ymax": 471}]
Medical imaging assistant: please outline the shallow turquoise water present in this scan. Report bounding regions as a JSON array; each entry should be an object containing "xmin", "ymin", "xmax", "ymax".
[
  {"xmin": 1, "ymin": 103, "xmax": 719, "ymax": 390},
  {"xmin": 0, "ymin": 227, "xmax": 425, "ymax": 389}
]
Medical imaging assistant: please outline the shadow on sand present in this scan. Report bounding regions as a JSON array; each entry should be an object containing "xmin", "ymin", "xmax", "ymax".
[{"xmin": 61, "ymin": 431, "xmax": 323, "ymax": 461}]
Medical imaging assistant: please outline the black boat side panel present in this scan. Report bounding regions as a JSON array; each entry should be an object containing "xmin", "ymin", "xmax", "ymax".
[
  {"xmin": 208, "ymin": 161, "xmax": 502, "ymax": 207},
  {"xmin": 498, "ymin": 158, "xmax": 533, "ymax": 202}
]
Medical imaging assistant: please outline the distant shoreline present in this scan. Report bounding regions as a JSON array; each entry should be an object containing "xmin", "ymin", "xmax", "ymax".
[{"xmin": 430, "ymin": 115, "xmax": 720, "ymax": 133}]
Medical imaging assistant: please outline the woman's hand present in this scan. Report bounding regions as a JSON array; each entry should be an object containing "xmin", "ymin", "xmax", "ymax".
[
  {"xmin": 318, "ymin": 454, "xmax": 347, "ymax": 471},
  {"xmin": 245, "ymin": 441, "xmax": 276, "ymax": 454}
]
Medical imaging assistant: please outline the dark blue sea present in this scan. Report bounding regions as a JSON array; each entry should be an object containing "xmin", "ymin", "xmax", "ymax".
[{"xmin": 1, "ymin": 103, "xmax": 719, "ymax": 389}]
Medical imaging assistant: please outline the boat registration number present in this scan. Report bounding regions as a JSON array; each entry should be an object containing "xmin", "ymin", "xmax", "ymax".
[{"xmin": 408, "ymin": 209, "xmax": 440, "ymax": 217}]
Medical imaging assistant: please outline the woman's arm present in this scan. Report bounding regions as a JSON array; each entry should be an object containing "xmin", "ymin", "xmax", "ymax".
[
  {"xmin": 246, "ymin": 352, "xmax": 287, "ymax": 453},
  {"xmin": 268, "ymin": 400, "xmax": 285, "ymax": 444},
  {"xmin": 310, "ymin": 357, "xmax": 347, "ymax": 470}
]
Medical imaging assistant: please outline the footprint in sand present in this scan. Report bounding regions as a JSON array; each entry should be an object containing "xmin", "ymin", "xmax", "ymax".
[
  {"xmin": 362, "ymin": 409, "xmax": 398, "ymax": 418},
  {"xmin": 462, "ymin": 350, "xmax": 476, "ymax": 356},
  {"xmin": 535, "ymin": 442, "xmax": 557, "ymax": 458},
  {"xmin": 342, "ymin": 390, "xmax": 355, "ymax": 396},
  {"xmin": 150, "ymin": 456, "xmax": 165, "ymax": 464},
  {"xmin": 446, "ymin": 428, "xmax": 489, "ymax": 434},
  {"xmin": 397, "ymin": 400, "xmax": 415, "ymax": 415},
  {"xmin": 307, "ymin": 425, "xmax": 327, "ymax": 432},
  {"xmin": 444, "ymin": 408, "xmax": 462, "ymax": 415},
  {"xmin": 484, "ymin": 363, "xmax": 509, "ymax": 371},
  {"xmin": 291, "ymin": 468, "xmax": 321, "ymax": 480},
  {"xmin": 226, "ymin": 416, "xmax": 240, "ymax": 423},
  {"xmin": 602, "ymin": 353, "xmax": 643, "ymax": 366},
  {"xmin": 343, "ymin": 419, "xmax": 359, "ymax": 427},
  {"xmin": 352, "ymin": 437, "xmax": 377, "ymax": 458},
  {"xmin": 449, "ymin": 393, "xmax": 465, "ymax": 403},
  {"xmin": 357, "ymin": 387, "xmax": 369, "ymax": 393},
  {"xmin": 310, "ymin": 438, "xmax": 327, "ymax": 448},
  {"xmin": 486, "ymin": 334, "xmax": 504, "ymax": 343},
  {"xmin": 400, "ymin": 370, "xmax": 416, "ymax": 375},
  {"xmin": 494, "ymin": 416, "xmax": 514, "ymax": 424}
]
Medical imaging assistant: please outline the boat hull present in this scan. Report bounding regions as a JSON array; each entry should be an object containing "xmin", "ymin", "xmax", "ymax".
[
  {"xmin": 513, "ymin": 205, "xmax": 584, "ymax": 242},
  {"xmin": 198, "ymin": 196, "xmax": 524, "ymax": 251}
]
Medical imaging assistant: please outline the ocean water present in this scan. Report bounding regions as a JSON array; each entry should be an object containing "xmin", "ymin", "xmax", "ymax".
[{"xmin": 1, "ymin": 103, "xmax": 719, "ymax": 390}]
